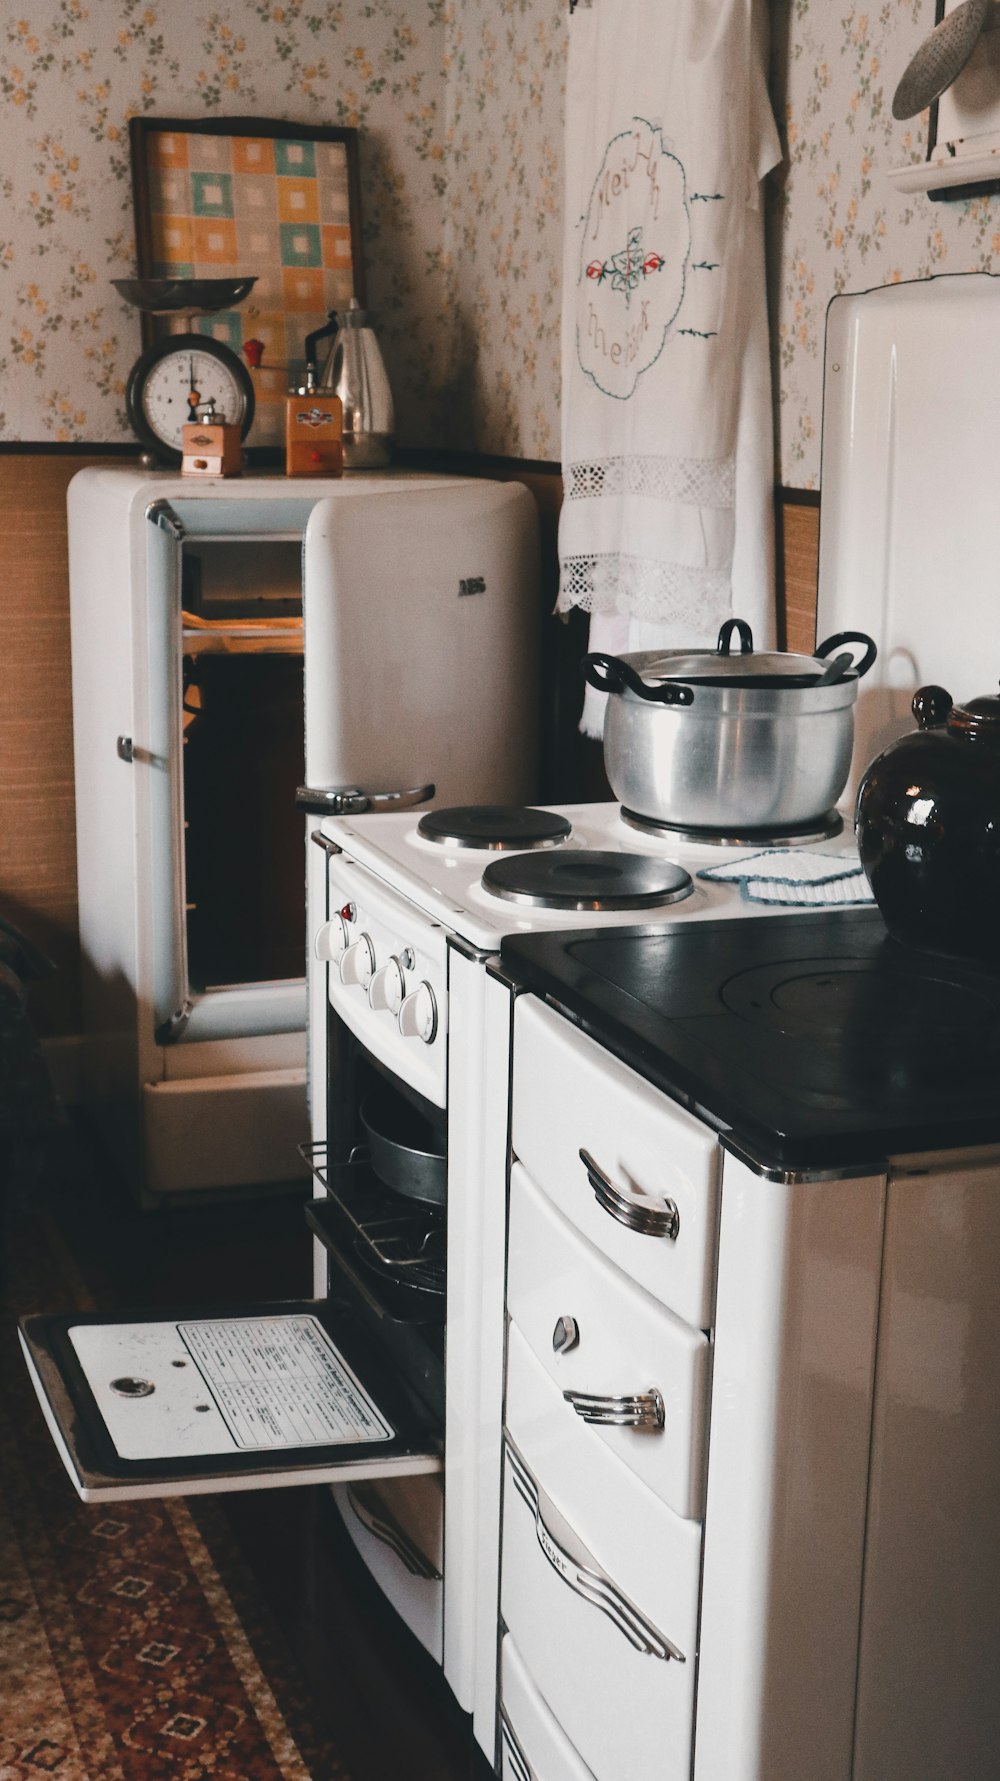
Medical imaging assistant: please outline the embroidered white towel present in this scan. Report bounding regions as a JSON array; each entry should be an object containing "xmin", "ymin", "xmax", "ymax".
[{"xmin": 561, "ymin": 0, "xmax": 782, "ymax": 736}]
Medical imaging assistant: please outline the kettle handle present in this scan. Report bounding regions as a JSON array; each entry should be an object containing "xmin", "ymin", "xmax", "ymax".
[
  {"xmin": 815, "ymin": 630, "xmax": 878, "ymax": 678},
  {"xmin": 304, "ymin": 310, "xmax": 339, "ymax": 369},
  {"xmin": 583, "ymin": 653, "xmax": 694, "ymax": 706}
]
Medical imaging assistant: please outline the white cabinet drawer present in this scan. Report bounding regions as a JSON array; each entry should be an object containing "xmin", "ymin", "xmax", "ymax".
[
  {"xmin": 512, "ymin": 997, "xmax": 720, "ymax": 1329},
  {"xmin": 508, "ymin": 1163, "xmax": 710, "ymax": 1520},
  {"xmin": 332, "ymin": 1473, "xmax": 443, "ymax": 1663},
  {"xmin": 501, "ymin": 1634, "xmax": 596, "ymax": 1781},
  {"xmin": 501, "ymin": 1323, "xmax": 700, "ymax": 1781}
]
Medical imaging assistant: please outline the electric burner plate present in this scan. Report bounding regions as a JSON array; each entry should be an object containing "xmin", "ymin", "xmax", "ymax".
[
  {"xmin": 720, "ymin": 957, "xmax": 1000, "ymax": 1042},
  {"xmin": 481, "ymin": 849, "xmax": 694, "ymax": 910},
  {"xmin": 417, "ymin": 804, "xmax": 573, "ymax": 850},
  {"xmin": 620, "ymin": 807, "xmax": 845, "ymax": 848}
]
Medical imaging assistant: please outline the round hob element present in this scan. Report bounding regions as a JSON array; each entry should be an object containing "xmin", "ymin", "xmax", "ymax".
[
  {"xmin": 482, "ymin": 849, "xmax": 693, "ymax": 910},
  {"xmin": 720, "ymin": 956, "xmax": 1000, "ymax": 1043},
  {"xmin": 620, "ymin": 806, "xmax": 844, "ymax": 848},
  {"xmin": 417, "ymin": 805, "xmax": 573, "ymax": 850}
]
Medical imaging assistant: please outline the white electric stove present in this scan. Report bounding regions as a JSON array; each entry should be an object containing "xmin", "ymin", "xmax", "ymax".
[
  {"xmin": 321, "ymin": 798, "xmax": 854, "ymax": 942},
  {"xmin": 308, "ymin": 273, "xmax": 1000, "ymax": 1769},
  {"xmin": 309, "ymin": 794, "xmax": 863, "ymax": 1744}
]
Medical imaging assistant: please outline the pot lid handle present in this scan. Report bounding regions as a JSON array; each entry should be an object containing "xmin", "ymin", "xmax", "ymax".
[
  {"xmin": 815, "ymin": 630, "xmax": 878, "ymax": 679},
  {"xmin": 716, "ymin": 618, "xmax": 754, "ymax": 657},
  {"xmin": 582, "ymin": 653, "xmax": 694, "ymax": 706}
]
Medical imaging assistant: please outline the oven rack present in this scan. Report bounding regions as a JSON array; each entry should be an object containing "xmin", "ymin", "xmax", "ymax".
[{"xmin": 299, "ymin": 1141, "xmax": 445, "ymax": 1293}]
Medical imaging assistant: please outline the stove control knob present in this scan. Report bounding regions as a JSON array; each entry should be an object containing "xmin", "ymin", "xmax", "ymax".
[
  {"xmin": 369, "ymin": 955, "xmax": 405, "ymax": 1015},
  {"xmin": 314, "ymin": 915, "xmax": 349, "ymax": 963},
  {"xmin": 339, "ymin": 933, "xmax": 375, "ymax": 988},
  {"xmin": 397, "ymin": 981, "xmax": 438, "ymax": 1044}
]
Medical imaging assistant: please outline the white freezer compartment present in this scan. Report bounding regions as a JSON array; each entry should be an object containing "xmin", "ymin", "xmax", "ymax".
[
  {"xmin": 507, "ymin": 1162, "xmax": 711, "ymax": 1521},
  {"xmin": 19, "ymin": 1302, "xmax": 441, "ymax": 1504},
  {"xmin": 501, "ymin": 1323, "xmax": 701, "ymax": 1781},
  {"xmin": 332, "ymin": 1474, "xmax": 444, "ymax": 1664},
  {"xmin": 512, "ymin": 997, "xmax": 721, "ymax": 1329},
  {"xmin": 500, "ymin": 1635, "xmax": 597, "ymax": 1781}
]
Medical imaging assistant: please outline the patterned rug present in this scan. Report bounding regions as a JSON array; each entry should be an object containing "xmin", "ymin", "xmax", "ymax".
[{"xmin": 0, "ymin": 1160, "xmax": 347, "ymax": 1781}]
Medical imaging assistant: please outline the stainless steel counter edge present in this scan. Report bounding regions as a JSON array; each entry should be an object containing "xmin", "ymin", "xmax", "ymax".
[{"xmin": 719, "ymin": 1132, "xmax": 884, "ymax": 1185}]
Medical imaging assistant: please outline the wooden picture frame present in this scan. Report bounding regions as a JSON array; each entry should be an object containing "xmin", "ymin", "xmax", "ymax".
[{"xmin": 129, "ymin": 116, "xmax": 364, "ymax": 447}]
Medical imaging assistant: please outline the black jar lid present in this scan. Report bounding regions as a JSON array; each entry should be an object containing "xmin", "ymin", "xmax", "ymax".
[
  {"xmin": 913, "ymin": 682, "xmax": 1000, "ymax": 744},
  {"xmin": 949, "ymin": 686, "xmax": 1000, "ymax": 744}
]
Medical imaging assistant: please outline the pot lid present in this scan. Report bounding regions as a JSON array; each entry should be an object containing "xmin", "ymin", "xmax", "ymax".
[{"xmin": 633, "ymin": 620, "xmax": 876, "ymax": 690}]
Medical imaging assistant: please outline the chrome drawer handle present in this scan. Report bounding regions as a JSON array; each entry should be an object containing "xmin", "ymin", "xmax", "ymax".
[
  {"xmin": 563, "ymin": 1387, "xmax": 665, "ymax": 1431},
  {"xmin": 346, "ymin": 1483, "xmax": 442, "ymax": 1581},
  {"xmin": 504, "ymin": 1437, "xmax": 684, "ymax": 1663},
  {"xmin": 499, "ymin": 1708, "xmax": 534, "ymax": 1781},
  {"xmin": 580, "ymin": 1148, "xmax": 680, "ymax": 1241}
]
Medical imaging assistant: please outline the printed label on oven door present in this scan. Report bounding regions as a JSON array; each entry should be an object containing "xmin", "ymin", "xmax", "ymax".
[{"xmin": 177, "ymin": 1316, "xmax": 394, "ymax": 1450}]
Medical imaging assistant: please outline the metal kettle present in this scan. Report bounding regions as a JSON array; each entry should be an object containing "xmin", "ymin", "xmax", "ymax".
[{"xmin": 304, "ymin": 299, "xmax": 395, "ymax": 469}]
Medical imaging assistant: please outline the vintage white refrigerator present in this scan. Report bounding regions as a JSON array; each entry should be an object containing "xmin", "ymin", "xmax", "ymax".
[{"xmin": 67, "ymin": 467, "xmax": 539, "ymax": 1203}]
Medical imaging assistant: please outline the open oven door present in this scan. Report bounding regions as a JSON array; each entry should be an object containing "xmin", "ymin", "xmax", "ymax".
[{"xmin": 19, "ymin": 1298, "xmax": 441, "ymax": 1504}]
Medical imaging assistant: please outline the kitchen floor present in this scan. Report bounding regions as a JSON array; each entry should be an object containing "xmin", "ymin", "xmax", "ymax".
[{"xmin": 4, "ymin": 1117, "xmax": 489, "ymax": 1781}]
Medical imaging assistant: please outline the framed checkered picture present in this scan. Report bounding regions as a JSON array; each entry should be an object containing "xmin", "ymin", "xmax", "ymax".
[{"xmin": 129, "ymin": 116, "xmax": 364, "ymax": 449}]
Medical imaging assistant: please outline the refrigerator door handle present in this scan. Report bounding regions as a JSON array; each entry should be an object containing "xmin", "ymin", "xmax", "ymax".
[
  {"xmin": 145, "ymin": 498, "xmax": 185, "ymax": 540},
  {"xmin": 295, "ymin": 783, "xmax": 435, "ymax": 816}
]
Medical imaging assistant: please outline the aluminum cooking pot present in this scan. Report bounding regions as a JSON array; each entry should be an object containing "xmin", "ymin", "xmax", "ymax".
[{"xmin": 583, "ymin": 618, "xmax": 878, "ymax": 831}]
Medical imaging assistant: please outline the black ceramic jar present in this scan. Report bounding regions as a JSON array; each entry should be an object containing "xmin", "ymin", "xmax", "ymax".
[{"xmin": 856, "ymin": 683, "xmax": 1000, "ymax": 963}]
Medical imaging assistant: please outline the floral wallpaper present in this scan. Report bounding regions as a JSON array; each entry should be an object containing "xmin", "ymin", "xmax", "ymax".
[
  {"xmin": 0, "ymin": 0, "xmax": 566, "ymax": 457},
  {"xmin": 434, "ymin": 0, "xmax": 564, "ymax": 459},
  {"xmin": 770, "ymin": 0, "xmax": 1000, "ymax": 486},
  {"xmin": 5, "ymin": 1, "xmax": 1000, "ymax": 482},
  {"xmin": 0, "ymin": 0, "xmax": 454, "ymax": 448}
]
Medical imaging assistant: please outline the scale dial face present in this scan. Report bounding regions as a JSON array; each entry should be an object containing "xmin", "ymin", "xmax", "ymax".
[{"xmin": 125, "ymin": 332, "xmax": 255, "ymax": 464}]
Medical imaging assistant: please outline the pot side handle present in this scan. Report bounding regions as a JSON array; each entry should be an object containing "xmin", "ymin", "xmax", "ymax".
[
  {"xmin": 582, "ymin": 653, "xmax": 695, "ymax": 706},
  {"xmin": 814, "ymin": 630, "xmax": 878, "ymax": 678}
]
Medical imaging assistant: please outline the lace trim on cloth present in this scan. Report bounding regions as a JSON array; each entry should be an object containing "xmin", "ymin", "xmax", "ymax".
[
  {"xmin": 558, "ymin": 552, "xmax": 732, "ymax": 627},
  {"xmin": 564, "ymin": 453, "xmax": 735, "ymax": 509}
]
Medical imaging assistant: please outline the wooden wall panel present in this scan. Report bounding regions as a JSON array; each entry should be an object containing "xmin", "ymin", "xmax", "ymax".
[
  {"xmin": 0, "ymin": 452, "xmax": 821, "ymax": 1036},
  {"xmin": 777, "ymin": 497, "xmax": 821, "ymax": 654},
  {"xmin": 0, "ymin": 453, "xmax": 118, "ymax": 1033}
]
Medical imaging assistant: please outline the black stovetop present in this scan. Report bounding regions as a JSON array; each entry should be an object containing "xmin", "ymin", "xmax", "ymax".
[{"xmin": 499, "ymin": 909, "xmax": 1000, "ymax": 1172}]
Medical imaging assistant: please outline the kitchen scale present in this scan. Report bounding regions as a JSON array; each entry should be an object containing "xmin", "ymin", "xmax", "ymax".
[{"xmin": 114, "ymin": 276, "xmax": 257, "ymax": 467}]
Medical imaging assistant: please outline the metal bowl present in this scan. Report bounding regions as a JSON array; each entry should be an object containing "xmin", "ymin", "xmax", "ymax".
[{"xmin": 112, "ymin": 277, "xmax": 257, "ymax": 314}]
